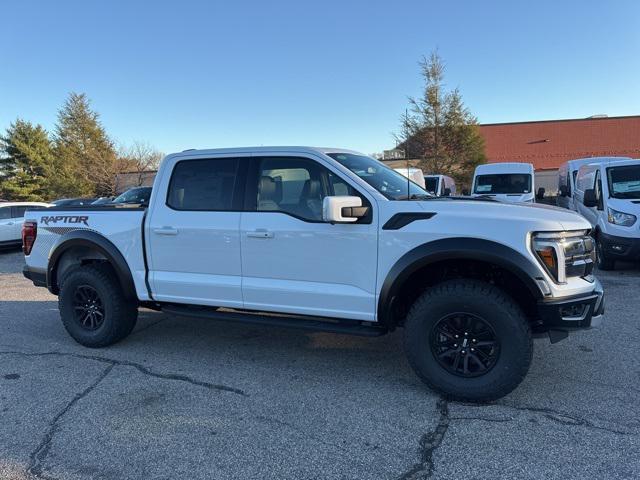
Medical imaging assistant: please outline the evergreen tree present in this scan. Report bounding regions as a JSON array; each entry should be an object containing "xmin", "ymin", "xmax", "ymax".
[
  {"xmin": 398, "ymin": 51, "xmax": 486, "ymax": 187},
  {"xmin": 53, "ymin": 92, "xmax": 117, "ymax": 197},
  {"xmin": 0, "ymin": 119, "xmax": 55, "ymax": 201}
]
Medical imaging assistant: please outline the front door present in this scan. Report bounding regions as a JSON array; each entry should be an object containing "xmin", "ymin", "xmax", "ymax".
[
  {"xmin": 240, "ymin": 155, "xmax": 378, "ymax": 321},
  {"xmin": 146, "ymin": 155, "xmax": 246, "ymax": 308}
]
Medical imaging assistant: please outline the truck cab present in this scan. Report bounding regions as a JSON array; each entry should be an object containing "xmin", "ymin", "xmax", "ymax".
[
  {"xmin": 472, "ymin": 162, "xmax": 535, "ymax": 203},
  {"xmin": 22, "ymin": 147, "xmax": 604, "ymax": 402}
]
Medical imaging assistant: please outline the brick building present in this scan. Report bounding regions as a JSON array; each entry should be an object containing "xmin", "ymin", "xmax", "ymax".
[{"xmin": 479, "ymin": 115, "xmax": 640, "ymax": 194}]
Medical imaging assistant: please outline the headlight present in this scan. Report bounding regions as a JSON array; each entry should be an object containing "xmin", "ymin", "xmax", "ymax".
[
  {"xmin": 607, "ymin": 207, "xmax": 636, "ymax": 226},
  {"xmin": 532, "ymin": 231, "xmax": 595, "ymax": 284}
]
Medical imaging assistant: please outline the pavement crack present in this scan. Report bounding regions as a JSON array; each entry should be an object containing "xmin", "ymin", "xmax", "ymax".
[
  {"xmin": 461, "ymin": 402, "xmax": 635, "ymax": 435},
  {"xmin": 0, "ymin": 350, "xmax": 248, "ymax": 397},
  {"xmin": 397, "ymin": 398, "xmax": 449, "ymax": 480},
  {"xmin": 449, "ymin": 416, "xmax": 513, "ymax": 423},
  {"xmin": 27, "ymin": 364, "xmax": 114, "ymax": 479}
]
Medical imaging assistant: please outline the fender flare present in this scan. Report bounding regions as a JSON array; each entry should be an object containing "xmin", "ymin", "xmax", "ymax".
[
  {"xmin": 377, "ymin": 237, "xmax": 546, "ymax": 327},
  {"xmin": 47, "ymin": 230, "xmax": 137, "ymax": 301}
]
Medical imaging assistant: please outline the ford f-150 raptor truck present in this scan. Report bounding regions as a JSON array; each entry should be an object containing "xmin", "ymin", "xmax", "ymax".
[{"xmin": 22, "ymin": 147, "xmax": 604, "ymax": 402}]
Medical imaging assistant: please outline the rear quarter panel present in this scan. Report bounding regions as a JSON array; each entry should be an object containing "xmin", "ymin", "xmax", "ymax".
[{"xmin": 24, "ymin": 208, "xmax": 149, "ymax": 300}]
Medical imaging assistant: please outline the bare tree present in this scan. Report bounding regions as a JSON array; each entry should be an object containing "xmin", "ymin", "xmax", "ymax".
[{"xmin": 117, "ymin": 141, "xmax": 163, "ymax": 188}]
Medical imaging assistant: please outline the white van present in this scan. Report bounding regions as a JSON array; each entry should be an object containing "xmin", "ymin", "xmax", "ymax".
[
  {"xmin": 557, "ymin": 156, "xmax": 632, "ymax": 210},
  {"xmin": 393, "ymin": 167, "xmax": 426, "ymax": 188},
  {"xmin": 471, "ymin": 163, "xmax": 535, "ymax": 203},
  {"xmin": 574, "ymin": 158, "xmax": 640, "ymax": 270},
  {"xmin": 424, "ymin": 174, "xmax": 456, "ymax": 196}
]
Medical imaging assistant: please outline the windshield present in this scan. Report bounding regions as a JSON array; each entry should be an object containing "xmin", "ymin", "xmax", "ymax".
[
  {"xmin": 327, "ymin": 153, "xmax": 430, "ymax": 200},
  {"xmin": 607, "ymin": 165, "xmax": 640, "ymax": 199},
  {"xmin": 473, "ymin": 174, "xmax": 532, "ymax": 195},
  {"xmin": 113, "ymin": 187, "xmax": 152, "ymax": 204},
  {"xmin": 424, "ymin": 177, "xmax": 439, "ymax": 194}
]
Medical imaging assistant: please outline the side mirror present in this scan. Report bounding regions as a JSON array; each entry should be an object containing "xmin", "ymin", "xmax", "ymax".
[
  {"xmin": 443, "ymin": 188, "xmax": 451, "ymax": 197},
  {"xmin": 323, "ymin": 196, "xmax": 368, "ymax": 223},
  {"xmin": 583, "ymin": 189, "xmax": 597, "ymax": 208},
  {"xmin": 559, "ymin": 185, "xmax": 568, "ymax": 197},
  {"xmin": 536, "ymin": 187, "xmax": 546, "ymax": 200}
]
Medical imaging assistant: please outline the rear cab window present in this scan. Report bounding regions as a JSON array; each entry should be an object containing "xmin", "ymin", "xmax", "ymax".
[{"xmin": 167, "ymin": 158, "xmax": 243, "ymax": 211}]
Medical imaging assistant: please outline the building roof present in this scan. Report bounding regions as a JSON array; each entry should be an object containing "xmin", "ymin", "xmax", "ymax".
[{"xmin": 479, "ymin": 115, "xmax": 640, "ymax": 170}]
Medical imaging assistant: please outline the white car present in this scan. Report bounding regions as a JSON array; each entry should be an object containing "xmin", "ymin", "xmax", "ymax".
[
  {"xmin": 22, "ymin": 147, "xmax": 603, "ymax": 402},
  {"xmin": 573, "ymin": 158, "xmax": 640, "ymax": 270},
  {"xmin": 0, "ymin": 202, "xmax": 51, "ymax": 249},
  {"xmin": 557, "ymin": 156, "xmax": 631, "ymax": 210},
  {"xmin": 472, "ymin": 162, "xmax": 535, "ymax": 203}
]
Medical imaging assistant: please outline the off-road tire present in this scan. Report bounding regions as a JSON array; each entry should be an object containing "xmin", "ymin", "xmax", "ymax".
[
  {"xmin": 58, "ymin": 264, "xmax": 138, "ymax": 347},
  {"xmin": 404, "ymin": 279, "xmax": 532, "ymax": 403}
]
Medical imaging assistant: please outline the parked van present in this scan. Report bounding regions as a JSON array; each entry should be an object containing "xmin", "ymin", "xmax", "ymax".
[
  {"xmin": 424, "ymin": 174, "xmax": 456, "ymax": 196},
  {"xmin": 557, "ymin": 157, "xmax": 632, "ymax": 210},
  {"xmin": 574, "ymin": 158, "xmax": 640, "ymax": 270},
  {"xmin": 393, "ymin": 167, "xmax": 426, "ymax": 188},
  {"xmin": 471, "ymin": 163, "xmax": 535, "ymax": 203}
]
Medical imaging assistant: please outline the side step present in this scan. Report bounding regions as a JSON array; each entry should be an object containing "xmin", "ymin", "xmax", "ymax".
[{"xmin": 161, "ymin": 304, "xmax": 388, "ymax": 337}]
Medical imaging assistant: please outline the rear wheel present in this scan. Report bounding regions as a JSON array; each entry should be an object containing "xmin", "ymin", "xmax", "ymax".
[
  {"xmin": 404, "ymin": 279, "xmax": 532, "ymax": 402},
  {"xmin": 58, "ymin": 264, "xmax": 138, "ymax": 347}
]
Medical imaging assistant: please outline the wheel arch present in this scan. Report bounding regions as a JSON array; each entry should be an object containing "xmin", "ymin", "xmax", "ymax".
[
  {"xmin": 377, "ymin": 238, "xmax": 546, "ymax": 328},
  {"xmin": 47, "ymin": 230, "xmax": 137, "ymax": 302}
]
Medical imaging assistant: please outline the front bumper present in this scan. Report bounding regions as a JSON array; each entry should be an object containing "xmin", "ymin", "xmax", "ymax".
[
  {"xmin": 536, "ymin": 278, "xmax": 604, "ymax": 331},
  {"xmin": 23, "ymin": 265, "xmax": 47, "ymax": 287},
  {"xmin": 599, "ymin": 232, "xmax": 640, "ymax": 261}
]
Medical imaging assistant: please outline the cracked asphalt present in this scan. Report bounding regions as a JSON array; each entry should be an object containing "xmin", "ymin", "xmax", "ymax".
[{"xmin": 0, "ymin": 248, "xmax": 639, "ymax": 479}]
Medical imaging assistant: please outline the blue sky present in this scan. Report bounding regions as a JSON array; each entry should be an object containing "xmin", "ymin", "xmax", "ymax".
[{"xmin": 1, "ymin": 0, "xmax": 639, "ymax": 155}]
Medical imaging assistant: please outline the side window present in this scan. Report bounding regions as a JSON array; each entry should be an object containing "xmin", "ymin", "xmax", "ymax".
[
  {"xmin": 167, "ymin": 158, "xmax": 239, "ymax": 211},
  {"xmin": 256, "ymin": 157, "xmax": 327, "ymax": 221},
  {"xmin": 0, "ymin": 207, "xmax": 11, "ymax": 220},
  {"xmin": 11, "ymin": 206, "xmax": 27, "ymax": 218}
]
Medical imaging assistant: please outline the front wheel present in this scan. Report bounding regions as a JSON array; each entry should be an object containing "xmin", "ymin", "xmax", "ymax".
[
  {"xmin": 404, "ymin": 279, "xmax": 532, "ymax": 402},
  {"xmin": 596, "ymin": 236, "xmax": 615, "ymax": 271}
]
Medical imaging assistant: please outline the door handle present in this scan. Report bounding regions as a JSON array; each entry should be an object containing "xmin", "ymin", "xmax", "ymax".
[
  {"xmin": 153, "ymin": 227, "xmax": 178, "ymax": 236},
  {"xmin": 246, "ymin": 229, "xmax": 274, "ymax": 239},
  {"xmin": 7, "ymin": 222, "xmax": 14, "ymax": 225}
]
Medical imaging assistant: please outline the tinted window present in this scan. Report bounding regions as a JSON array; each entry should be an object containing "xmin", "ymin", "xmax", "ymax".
[
  {"xmin": 425, "ymin": 177, "xmax": 439, "ymax": 194},
  {"xmin": 168, "ymin": 158, "xmax": 239, "ymax": 211},
  {"xmin": 256, "ymin": 157, "xmax": 327, "ymax": 221},
  {"xmin": 0, "ymin": 207, "xmax": 11, "ymax": 220},
  {"xmin": 474, "ymin": 174, "xmax": 532, "ymax": 194},
  {"xmin": 11, "ymin": 206, "xmax": 27, "ymax": 218}
]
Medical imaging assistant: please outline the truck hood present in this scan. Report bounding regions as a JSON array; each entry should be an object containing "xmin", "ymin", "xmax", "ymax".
[{"xmin": 413, "ymin": 198, "xmax": 591, "ymax": 232}]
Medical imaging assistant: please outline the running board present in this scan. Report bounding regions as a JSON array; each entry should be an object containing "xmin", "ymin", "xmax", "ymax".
[{"xmin": 161, "ymin": 304, "xmax": 387, "ymax": 337}]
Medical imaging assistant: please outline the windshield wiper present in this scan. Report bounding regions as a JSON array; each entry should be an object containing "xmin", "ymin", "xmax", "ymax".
[{"xmin": 396, "ymin": 193, "xmax": 433, "ymax": 200}]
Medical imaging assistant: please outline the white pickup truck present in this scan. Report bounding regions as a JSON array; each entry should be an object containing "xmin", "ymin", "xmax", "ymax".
[{"xmin": 22, "ymin": 147, "xmax": 604, "ymax": 402}]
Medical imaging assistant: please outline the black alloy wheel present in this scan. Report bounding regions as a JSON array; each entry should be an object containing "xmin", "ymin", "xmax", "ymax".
[
  {"xmin": 72, "ymin": 285, "xmax": 105, "ymax": 331},
  {"xmin": 430, "ymin": 312, "xmax": 500, "ymax": 378}
]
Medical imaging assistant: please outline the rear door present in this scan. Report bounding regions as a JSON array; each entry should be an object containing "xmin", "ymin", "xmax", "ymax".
[
  {"xmin": 146, "ymin": 155, "xmax": 247, "ymax": 307},
  {"xmin": 240, "ymin": 154, "xmax": 378, "ymax": 321}
]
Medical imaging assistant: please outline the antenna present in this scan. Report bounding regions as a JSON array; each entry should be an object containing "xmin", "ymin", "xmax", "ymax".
[{"xmin": 405, "ymin": 108, "xmax": 410, "ymax": 199}]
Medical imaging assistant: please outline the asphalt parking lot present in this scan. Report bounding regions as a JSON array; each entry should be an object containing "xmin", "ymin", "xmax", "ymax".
[{"xmin": 0, "ymin": 249, "xmax": 639, "ymax": 480}]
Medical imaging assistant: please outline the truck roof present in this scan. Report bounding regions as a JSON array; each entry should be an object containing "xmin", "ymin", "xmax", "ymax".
[{"xmin": 173, "ymin": 146, "xmax": 363, "ymax": 158}]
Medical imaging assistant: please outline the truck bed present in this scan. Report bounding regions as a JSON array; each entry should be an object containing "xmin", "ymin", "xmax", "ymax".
[{"xmin": 23, "ymin": 206, "xmax": 151, "ymax": 301}]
